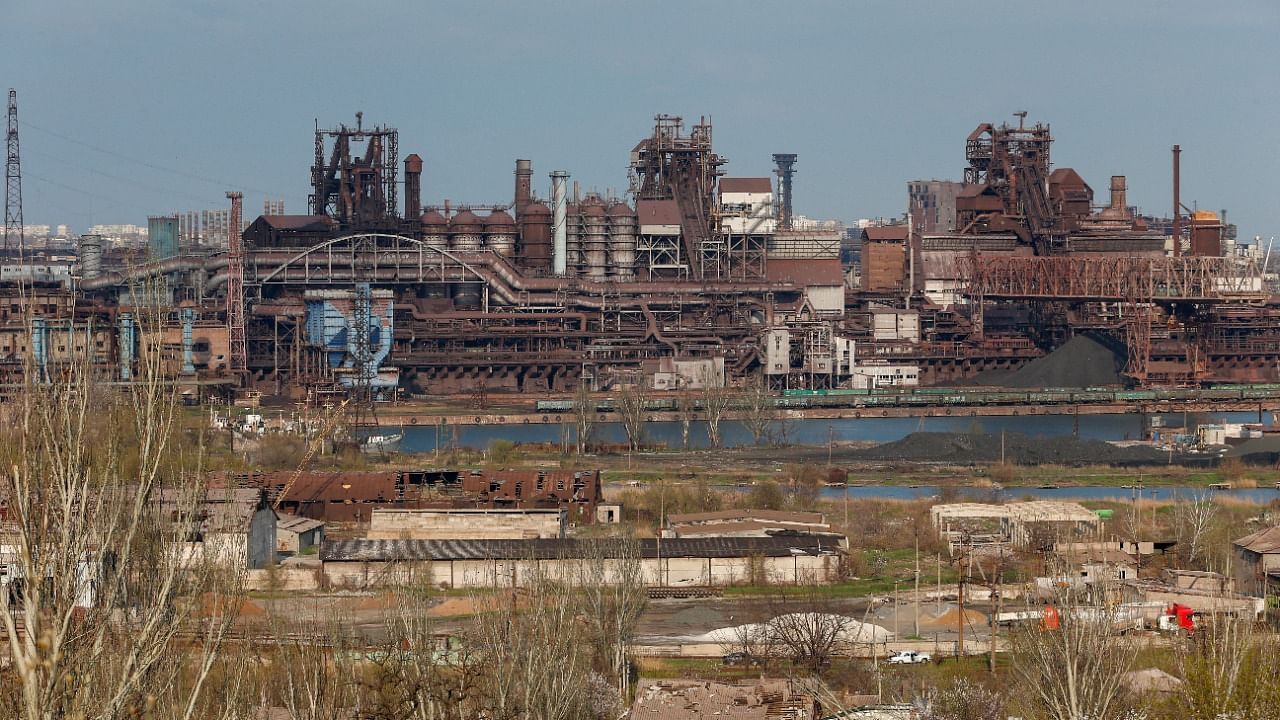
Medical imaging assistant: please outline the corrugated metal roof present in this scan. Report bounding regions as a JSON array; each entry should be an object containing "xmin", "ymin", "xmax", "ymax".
[
  {"xmin": 157, "ymin": 488, "xmax": 270, "ymax": 533},
  {"xmin": 719, "ymin": 177, "xmax": 773, "ymax": 194},
  {"xmin": 277, "ymin": 513, "xmax": 325, "ymax": 534},
  {"xmin": 321, "ymin": 536, "xmax": 842, "ymax": 562},
  {"xmin": 1234, "ymin": 526, "xmax": 1280, "ymax": 555}
]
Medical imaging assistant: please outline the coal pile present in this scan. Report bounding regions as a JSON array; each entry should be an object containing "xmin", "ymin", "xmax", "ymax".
[
  {"xmin": 1225, "ymin": 436, "xmax": 1280, "ymax": 464},
  {"xmin": 975, "ymin": 335, "xmax": 1126, "ymax": 388},
  {"xmin": 851, "ymin": 431, "xmax": 1166, "ymax": 466}
]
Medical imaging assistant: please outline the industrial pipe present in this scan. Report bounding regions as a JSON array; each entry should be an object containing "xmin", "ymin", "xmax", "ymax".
[
  {"xmin": 1172, "ymin": 145, "xmax": 1181, "ymax": 257},
  {"xmin": 551, "ymin": 171, "xmax": 568, "ymax": 276}
]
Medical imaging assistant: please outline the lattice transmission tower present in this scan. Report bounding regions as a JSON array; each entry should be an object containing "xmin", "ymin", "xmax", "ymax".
[
  {"xmin": 4, "ymin": 89, "xmax": 22, "ymax": 253},
  {"xmin": 225, "ymin": 191, "xmax": 246, "ymax": 376}
]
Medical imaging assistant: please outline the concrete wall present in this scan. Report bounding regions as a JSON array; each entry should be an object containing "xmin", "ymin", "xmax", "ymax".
[
  {"xmin": 324, "ymin": 554, "xmax": 840, "ymax": 590},
  {"xmin": 806, "ymin": 285, "xmax": 845, "ymax": 315},
  {"xmin": 278, "ymin": 526, "xmax": 324, "ymax": 554},
  {"xmin": 246, "ymin": 567, "xmax": 320, "ymax": 592},
  {"xmin": 367, "ymin": 508, "xmax": 564, "ymax": 540}
]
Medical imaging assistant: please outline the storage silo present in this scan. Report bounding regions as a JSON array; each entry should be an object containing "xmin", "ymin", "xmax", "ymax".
[
  {"xmin": 448, "ymin": 210, "xmax": 484, "ymax": 251},
  {"xmin": 484, "ymin": 209, "xmax": 517, "ymax": 258},
  {"xmin": 607, "ymin": 202, "xmax": 637, "ymax": 281},
  {"xmin": 581, "ymin": 198, "xmax": 608, "ymax": 280},
  {"xmin": 420, "ymin": 209, "xmax": 449, "ymax": 251}
]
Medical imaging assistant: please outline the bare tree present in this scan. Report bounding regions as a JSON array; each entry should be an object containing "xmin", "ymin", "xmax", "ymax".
[
  {"xmin": 470, "ymin": 565, "xmax": 594, "ymax": 720},
  {"xmin": 921, "ymin": 679, "xmax": 1008, "ymax": 720},
  {"xmin": 1010, "ymin": 590, "xmax": 1137, "ymax": 720},
  {"xmin": 1175, "ymin": 491, "xmax": 1217, "ymax": 569},
  {"xmin": 572, "ymin": 375, "xmax": 594, "ymax": 456},
  {"xmin": 1156, "ymin": 615, "xmax": 1280, "ymax": 720},
  {"xmin": 749, "ymin": 588, "xmax": 872, "ymax": 671},
  {"xmin": 675, "ymin": 382, "xmax": 696, "ymax": 450},
  {"xmin": 699, "ymin": 366, "xmax": 731, "ymax": 449},
  {"xmin": 574, "ymin": 538, "xmax": 648, "ymax": 698},
  {"xmin": 738, "ymin": 375, "xmax": 778, "ymax": 446},
  {"xmin": 0, "ymin": 290, "xmax": 248, "ymax": 720},
  {"xmin": 614, "ymin": 380, "xmax": 649, "ymax": 453},
  {"xmin": 255, "ymin": 611, "xmax": 362, "ymax": 720}
]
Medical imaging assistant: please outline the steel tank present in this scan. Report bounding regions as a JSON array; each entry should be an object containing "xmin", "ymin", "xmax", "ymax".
[
  {"xmin": 581, "ymin": 198, "xmax": 608, "ymax": 280},
  {"xmin": 484, "ymin": 209, "xmax": 517, "ymax": 258},
  {"xmin": 519, "ymin": 201, "xmax": 553, "ymax": 271},
  {"xmin": 420, "ymin": 209, "xmax": 449, "ymax": 251},
  {"xmin": 449, "ymin": 210, "xmax": 484, "ymax": 252},
  {"xmin": 606, "ymin": 202, "xmax": 637, "ymax": 281}
]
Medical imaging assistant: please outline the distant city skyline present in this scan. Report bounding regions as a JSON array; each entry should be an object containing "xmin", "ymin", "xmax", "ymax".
[{"xmin": 4, "ymin": 1, "xmax": 1278, "ymax": 240}]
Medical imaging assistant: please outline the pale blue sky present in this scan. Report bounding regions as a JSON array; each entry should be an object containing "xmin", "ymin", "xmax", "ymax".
[{"xmin": 5, "ymin": 1, "xmax": 1278, "ymax": 239}]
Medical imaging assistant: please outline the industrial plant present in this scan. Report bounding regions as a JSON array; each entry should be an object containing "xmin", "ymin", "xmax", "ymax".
[{"xmin": 2, "ymin": 104, "xmax": 1274, "ymax": 406}]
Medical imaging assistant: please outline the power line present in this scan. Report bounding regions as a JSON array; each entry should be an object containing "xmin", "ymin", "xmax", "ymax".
[
  {"xmin": 19, "ymin": 119, "xmax": 273, "ymax": 196},
  {"xmin": 23, "ymin": 146, "xmax": 231, "ymax": 208}
]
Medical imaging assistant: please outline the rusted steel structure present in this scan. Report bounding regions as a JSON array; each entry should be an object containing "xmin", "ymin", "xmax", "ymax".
[
  {"xmin": 4, "ymin": 111, "xmax": 1275, "ymax": 395},
  {"xmin": 959, "ymin": 255, "xmax": 1261, "ymax": 302},
  {"xmin": 212, "ymin": 468, "xmax": 605, "ymax": 524},
  {"xmin": 225, "ymin": 191, "xmax": 246, "ymax": 373}
]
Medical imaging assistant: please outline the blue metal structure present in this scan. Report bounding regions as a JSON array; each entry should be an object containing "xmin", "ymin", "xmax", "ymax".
[
  {"xmin": 30, "ymin": 317, "xmax": 46, "ymax": 382},
  {"xmin": 147, "ymin": 215, "xmax": 180, "ymax": 260},
  {"xmin": 118, "ymin": 312, "xmax": 135, "ymax": 380},
  {"xmin": 180, "ymin": 308, "xmax": 195, "ymax": 374},
  {"xmin": 303, "ymin": 283, "xmax": 396, "ymax": 391}
]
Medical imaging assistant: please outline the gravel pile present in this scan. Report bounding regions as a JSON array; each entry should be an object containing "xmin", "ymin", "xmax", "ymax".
[
  {"xmin": 975, "ymin": 334, "xmax": 1126, "ymax": 388},
  {"xmin": 850, "ymin": 431, "xmax": 1166, "ymax": 466}
]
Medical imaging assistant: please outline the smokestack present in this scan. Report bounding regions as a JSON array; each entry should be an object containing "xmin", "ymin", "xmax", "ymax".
[
  {"xmin": 404, "ymin": 154, "xmax": 423, "ymax": 220},
  {"xmin": 551, "ymin": 171, "xmax": 569, "ymax": 276},
  {"xmin": 772, "ymin": 154, "xmax": 798, "ymax": 230},
  {"xmin": 1109, "ymin": 176, "xmax": 1127, "ymax": 213},
  {"xmin": 514, "ymin": 159, "xmax": 532, "ymax": 219},
  {"xmin": 1172, "ymin": 145, "xmax": 1181, "ymax": 257}
]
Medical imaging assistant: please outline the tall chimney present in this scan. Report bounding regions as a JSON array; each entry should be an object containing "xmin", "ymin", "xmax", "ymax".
[
  {"xmin": 514, "ymin": 159, "xmax": 532, "ymax": 219},
  {"xmin": 1109, "ymin": 175, "xmax": 1127, "ymax": 214},
  {"xmin": 551, "ymin": 171, "xmax": 569, "ymax": 276},
  {"xmin": 404, "ymin": 154, "xmax": 423, "ymax": 220},
  {"xmin": 1172, "ymin": 145, "xmax": 1181, "ymax": 257}
]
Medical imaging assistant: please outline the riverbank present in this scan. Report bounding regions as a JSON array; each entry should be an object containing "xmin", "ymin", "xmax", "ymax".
[{"xmin": 358, "ymin": 398, "xmax": 1280, "ymax": 426}]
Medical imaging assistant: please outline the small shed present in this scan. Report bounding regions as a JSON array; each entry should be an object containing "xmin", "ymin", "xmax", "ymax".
[
  {"xmin": 1233, "ymin": 526, "xmax": 1280, "ymax": 597},
  {"xmin": 276, "ymin": 513, "xmax": 325, "ymax": 555},
  {"xmin": 160, "ymin": 488, "xmax": 277, "ymax": 570}
]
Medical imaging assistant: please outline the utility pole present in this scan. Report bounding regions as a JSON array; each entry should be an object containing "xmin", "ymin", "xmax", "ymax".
[
  {"xmin": 4, "ymin": 89, "xmax": 22, "ymax": 254},
  {"xmin": 914, "ymin": 531, "xmax": 921, "ymax": 638},
  {"xmin": 957, "ymin": 535, "xmax": 967, "ymax": 658},
  {"xmin": 989, "ymin": 544, "xmax": 1004, "ymax": 673},
  {"xmin": 936, "ymin": 553, "xmax": 942, "ymax": 615}
]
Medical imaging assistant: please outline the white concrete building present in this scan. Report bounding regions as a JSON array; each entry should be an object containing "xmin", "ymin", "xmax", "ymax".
[{"xmin": 320, "ymin": 536, "xmax": 843, "ymax": 590}]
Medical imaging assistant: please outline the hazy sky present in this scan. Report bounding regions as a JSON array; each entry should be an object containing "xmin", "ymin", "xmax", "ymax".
[{"xmin": 5, "ymin": 1, "xmax": 1278, "ymax": 239}]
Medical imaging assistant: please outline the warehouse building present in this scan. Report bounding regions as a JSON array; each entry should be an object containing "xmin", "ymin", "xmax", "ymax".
[{"xmin": 320, "ymin": 536, "xmax": 843, "ymax": 589}]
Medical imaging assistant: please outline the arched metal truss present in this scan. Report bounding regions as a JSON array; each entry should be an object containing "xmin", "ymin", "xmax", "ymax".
[{"xmin": 251, "ymin": 233, "xmax": 489, "ymax": 286}]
